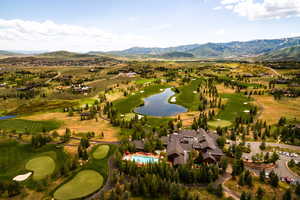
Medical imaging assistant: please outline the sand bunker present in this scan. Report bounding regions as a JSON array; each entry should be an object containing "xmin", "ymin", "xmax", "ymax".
[
  {"xmin": 170, "ymin": 97, "xmax": 176, "ymax": 103},
  {"xmin": 13, "ymin": 172, "xmax": 32, "ymax": 182}
]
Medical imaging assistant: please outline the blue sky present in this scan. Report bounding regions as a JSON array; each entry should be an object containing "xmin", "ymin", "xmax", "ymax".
[{"xmin": 1, "ymin": 0, "xmax": 300, "ymax": 51}]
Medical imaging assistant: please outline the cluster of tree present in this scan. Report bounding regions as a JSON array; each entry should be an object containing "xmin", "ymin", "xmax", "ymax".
[
  {"xmin": 251, "ymin": 152, "xmax": 279, "ymax": 164},
  {"xmin": 238, "ymin": 170, "xmax": 253, "ymax": 187},
  {"xmin": 31, "ymin": 134, "xmax": 52, "ymax": 148},
  {"xmin": 116, "ymin": 153, "xmax": 222, "ymax": 185},
  {"xmin": 192, "ymin": 112, "xmax": 208, "ymax": 130},
  {"xmin": 0, "ymin": 181, "xmax": 22, "ymax": 198},
  {"xmin": 77, "ymin": 137, "xmax": 90, "ymax": 160}
]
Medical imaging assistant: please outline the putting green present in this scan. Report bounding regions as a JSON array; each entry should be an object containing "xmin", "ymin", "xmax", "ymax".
[
  {"xmin": 53, "ymin": 170, "xmax": 103, "ymax": 200},
  {"xmin": 25, "ymin": 156, "xmax": 55, "ymax": 180},
  {"xmin": 93, "ymin": 145, "xmax": 110, "ymax": 159},
  {"xmin": 208, "ymin": 120, "xmax": 232, "ymax": 128}
]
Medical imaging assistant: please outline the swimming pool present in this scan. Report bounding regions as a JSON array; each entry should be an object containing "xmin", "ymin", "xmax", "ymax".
[{"xmin": 124, "ymin": 155, "xmax": 159, "ymax": 164}]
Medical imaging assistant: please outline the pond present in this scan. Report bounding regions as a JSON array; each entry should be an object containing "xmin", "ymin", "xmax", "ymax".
[
  {"xmin": 0, "ymin": 115, "xmax": 16, "ymax": 120},
  {"xmin": 134, "ymin": 88, "xmax": 187, "ymax": 117}
]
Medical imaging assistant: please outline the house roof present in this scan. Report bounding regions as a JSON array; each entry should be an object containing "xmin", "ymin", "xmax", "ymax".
[
  {"xmin": 132, "ymin": 140, "xmax": 144, "ymax": 150},
  {"xmin": 167, "ymin": 140, "xmax": 185, "ymax": 156}
]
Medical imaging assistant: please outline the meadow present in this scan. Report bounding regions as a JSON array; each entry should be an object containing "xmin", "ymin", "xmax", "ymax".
[{"xmin": 0, "ymin": 119, "xmax": 61, "ymax": 134}]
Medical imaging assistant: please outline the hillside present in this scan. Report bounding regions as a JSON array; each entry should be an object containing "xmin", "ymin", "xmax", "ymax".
[
  {"xmin": 0, "ymin": 50, "xmax": 20, "ymax": 56},
  {"xmin": 260, "ymin": 46, "xmax": 300, "ymax": 62},
  {"xmin": 106, "ymin": 37, "xmax": 300, "ymax": 59},
  {"xmin": 39, "ymin": 51, "xmax": 96, "ymax": 58},
  {"xmin": 160, "ymin": 51, "xmax": 194, "ymax": 58}
]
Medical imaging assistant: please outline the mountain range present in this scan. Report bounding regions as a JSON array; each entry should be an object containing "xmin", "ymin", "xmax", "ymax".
[
  {"xmin": 2, "ymin": 36, "xmax": 300, "ymax": 61},
  {"xmin": 97, "ymin": 37, "xmax": 300, "ymax": 60}
]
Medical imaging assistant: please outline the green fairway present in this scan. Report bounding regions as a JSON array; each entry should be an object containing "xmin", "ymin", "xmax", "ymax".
[
  {"xmin": 53, "ymin": 170, "xmax": 103, "ymax": 200},
  {"xmin": 217, "ymin": 93, "xmax": 252, "ymax": 122},
  {"xmin": 135, "ymin": 78, "xmax": 157, "ymax": 85},
  {"xmin": 175, "ymin": 78, "xmax": 203, "ymax": 111},
  {"xmin": 0, "ymin": 119, "xmax": 61, "ymax": 134},
  {"xmin": 0, "ymin": 140, "xmax": 65, "ymax": 180},
  {"xmin": 114, "ymin": 84, "xmax": 168, "ymax": 114},
  {"xmin": 92, "ymin": 145, "xmax": 110, "ymax": 159},
  {"xmin": 25, "ymin": 156, "xmax": 56, "ymax": 180},
  {"xmin": 208, "ymin": 120, "xmax": 232, "ymax": 128}
]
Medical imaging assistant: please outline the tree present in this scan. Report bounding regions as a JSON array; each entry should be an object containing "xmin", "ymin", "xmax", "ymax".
[
  {"xmin": 216, "ymin": 136, "xmax": 226, "ymax": 148},
  {"xmin": 259, "ymin": 169, "xmax": 266, "ymax": 182},
  {"xmin": 270, "ymin": 152, "xmax": 279, "ymax": 164},
  {"xmin": 295, "ymin": 183, "xmax": 300, "ymax": 197},
  {"xmin": 240, "ymin": 191, "xmax": 251, "ymax": 200},
  {"xmin": 259, "ymin": 141, "xmax": 266, "ymax": 150},
  {"xmin": 282, "ymin": 189, "xmax": 292, "ymax": 200},
  {"xmin": 256, "ymin": 187, "xmax": 265, "ymax": 199},
  {"xmin": 269, "ymin": 170, "xmax": 279, "ymax": 187}
]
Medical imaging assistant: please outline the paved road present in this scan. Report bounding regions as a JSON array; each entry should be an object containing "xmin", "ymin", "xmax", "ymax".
[
  {"xmin": 45, "ymin": 71, "xmax": 61, "ymax": 84},
  {"xmin": 230, "ymin": 140, "xmax": 300, "ymax": 181}
]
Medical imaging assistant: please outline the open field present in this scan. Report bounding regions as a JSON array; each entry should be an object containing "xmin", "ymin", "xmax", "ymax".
[
  {"xmin": 53, "ymin": 170, "xmax": 103, "ymax": 200},
  {"xmin": 21, "ymin": 112, "xmax": 119, "ymax": 141},
  {"xmin": 0, "ymin": 119, "xmax": 61, "ymax": 134},
  {"xmin": 25, "ymin": 156, "xmax": 55, "ymax": 180},
  {"xmin": 92, "ymin": 145, "xmax": 110, "ymax": 159},
  {"xmin": 253, "ymin": 95, "xmax": 300, "ymax": 124}
]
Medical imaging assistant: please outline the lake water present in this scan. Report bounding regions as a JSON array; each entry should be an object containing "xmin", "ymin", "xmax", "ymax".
[
  {"xmin": 134, "ymin": 88, "xmax": 187, "ymax": 116},
  {"xmin": 0, "ymin": 115, "xmax": 16, "ymax": 120}
]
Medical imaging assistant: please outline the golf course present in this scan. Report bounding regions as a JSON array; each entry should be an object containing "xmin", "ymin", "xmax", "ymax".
[
  {"xmin": 53, "ymin": 170, "xmax": 104, "ymax": 200},
  {"xmin": 25, "ymin": 156, "xmax": 55, "ymax": 180}
]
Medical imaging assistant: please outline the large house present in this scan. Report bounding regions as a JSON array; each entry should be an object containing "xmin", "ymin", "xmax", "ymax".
[{"xmin": 132, "ymin": 128, "xmax": 224, "ymax": 165}]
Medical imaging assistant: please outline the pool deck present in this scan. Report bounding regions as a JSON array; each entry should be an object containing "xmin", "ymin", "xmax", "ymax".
[{"xmin": 122, "ymin": 152, "xmax": 161, "ymax": 165}]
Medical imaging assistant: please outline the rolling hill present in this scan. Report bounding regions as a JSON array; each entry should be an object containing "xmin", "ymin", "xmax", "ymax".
[
  {"xmin": 259, "ymin": 46, "xmax": 300, "ymax": 62},
  {"xmin": 105, "ymin": 37, "xmax": 300, "ymax": 60},
  {"xmin": 39, "ymin": 51, "xmax": 96, "ymax": 58}
]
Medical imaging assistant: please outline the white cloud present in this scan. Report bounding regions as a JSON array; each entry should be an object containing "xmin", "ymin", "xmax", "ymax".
[
  {"xmin": 0, "ymin": 18, "xmax": 155, "ymax": 52},
  {"xmin": 216, "ymin": 29, "xmax": 225, "ymax": 35},
  {"xmin": 218, "ymin": 0, "xmax": 300, "ymax": 20},
  {"xmin": 221, "ymin": 0, "xmax": 242, "ymax": 5},
  {"xmin": 213, "ymin": 6, "xmax": 223, "ymax": 10}
]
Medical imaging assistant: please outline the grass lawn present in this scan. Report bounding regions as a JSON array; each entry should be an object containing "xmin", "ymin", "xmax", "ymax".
[
  {"xmin": 53, "ymin": 170, "xmax": 103, "ymax": 200},
  {"xmin": 92, "ymin": 145, "xmax": 110, "ymax": 159},
  {"xmin": 217, "ymin": 93, "xmax": 252, "ymax": 122},
  {"xmin": 0, "ymin": 119, "xmax": 61, "ymax": 134},
  {"xmin": 175, "ymin": 78, "xmax": 203, "ymax": 111},
  {"xmin": 53, "ymin": 145, "xmax": 116, "ymax": 199},
  {"xmin": 208, "ymin": 119, "xmax": 232, "ymax": 128},
  {"xmin": 114, "ymin": 84, "xmax": 168, "ymax": 114},
  {"xmin": 8, "ymin": 100, "xmax": 78, "ymax": 115},
  {"xmin": 25, "ymin": 156, "xmax": 56, "ymax": 180},
  {"xmin": 0, "ymin": 140, "xmax": 67, "ymax": 180},
  {"xmin": 135, "ymin": 78, "xmax": 158, "ymax": 85}
]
